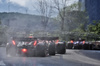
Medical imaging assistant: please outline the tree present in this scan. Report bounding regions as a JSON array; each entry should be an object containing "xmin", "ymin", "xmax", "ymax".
[
  {"xmin": 52, "ymin": 0, "xmax": 69, "ymax": 31},
  {"xmin": 88, "ymin": 21, "xmax": 100, "ymax": 35},
  {"xmin": 52, "ymin": 0, "xmax": 87, "ymax": 31},
  {"xmin": 54, "ymin": 2, "xmax": 89, "ymax": 40},
  {"xmin": 55, "ymin": 1, "xmax": 89, "ymax": 32},
  {"xmin": 33, "ymin": 0, "xmax": 53, "ymax": 30}
]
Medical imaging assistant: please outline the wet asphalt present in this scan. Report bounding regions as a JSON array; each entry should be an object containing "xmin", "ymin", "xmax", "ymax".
[{"xmin": 0, "ymin": 47, "xmax": 100, "ymax": 66}]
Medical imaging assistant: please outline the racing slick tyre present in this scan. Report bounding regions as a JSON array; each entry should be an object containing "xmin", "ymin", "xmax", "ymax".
[
  {"xmin": 90, "ymin": 44, "xmax": 97, "ymax": 50},
  {"xmin": 73, "ymin": 44, "xmax": 78, "ymax": 49},
  {"xmin": 36, "ymin": 44, "xmax": 47, "ymax": 57},
  {"xmin": 67, "ymin": 43, "xmax": 73, "ymax": 49},
  {"xmin": 56, "ymin": 42, "xmax": 66, "ymax": 54},
  {"xmin": 78, "ymin": 44, "xmax": 83, "ymax": 49},
  {"xmin": 89, "ymin": 44, "xmax": 94, "ymax": 50},
  {"xmin": 48, "ymin": 43, "xmax": 55, "ymax": 55},
  {"xmin": 83, "ymin": 44, "xmax": 89, "ymax": 50}
]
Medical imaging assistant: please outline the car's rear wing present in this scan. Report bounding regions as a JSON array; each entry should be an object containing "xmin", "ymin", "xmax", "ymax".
[
  {"xmin": 36, "ymin": 37, "xmax": 59, "ymax": 40},
  {"xmin": 12, "ymin": 37, "xmax": 59, "ymax": 41},
  {"xmin": 12, "ymin": 37, "xmax": 37, "ymax": 41}
]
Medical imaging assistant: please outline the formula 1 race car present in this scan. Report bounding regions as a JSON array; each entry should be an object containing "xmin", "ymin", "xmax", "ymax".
[
  {"xmin": 6, "ymin": 37, "xmax": 66, "ymax": 57},
  {"xmin": 36, "ymin": 37, "xmax": 66, "ymax": 55},
  {"xmin": 67, "ymin": 39, "xmax": 96, "ymax": 50},
  {"xmin": 6, "ymin": 37, "xmax": 48, "ymax": 57},
  {"xmin": 66, "ymin": 39, "xmax": 74, "ymax": 49},
  {"xmin": 56, "ymin": 41, "xmax": 66, "ymax": 54},
  {"xmin": 67, "ymin": 39, "xmax": 85, "ymax": 49}
]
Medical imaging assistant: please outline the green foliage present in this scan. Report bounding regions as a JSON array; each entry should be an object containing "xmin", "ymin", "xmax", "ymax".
[
  {"xmin": 57, "ymin": 2, "xmax": 89, "ymax": 32},
  {"xmin": 88, "ymin": 21, "xmax": 100, "ymax": 35},
  {"xmin": 69, "ymin": 2, "xmax": 81, "ymax": 11},
  {"xmin": 64, "ymin": 11, "xmax": 88, "ymax": 32},
  {"xmin": 56, "ymin": 2, "xmax": 90, "ymax": 40}
]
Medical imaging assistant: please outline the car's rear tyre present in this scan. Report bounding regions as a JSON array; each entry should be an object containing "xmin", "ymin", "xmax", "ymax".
[
  {"xmin": 73, "ymin": 44, "xmax": 78, "ymax": 49},
  {"xmin": 67, "ymin": 43, "xmax": 73, "ymax": 49},
  {"xmin": 49, "ymin": 44, "xmax": 55, "ymax": 55},
  {"xmin": 78, "ymin": 44, "xmax": 83, "ymax": 49},
  {"xmin": 83, "ymin": 44, "xmax": 89, "ymax": 50},
  {"xmin": 41, "ymin": 50, "xmax": 47, "ymax": 57},
  {"xmin": 36, "ymin": 49, "xmax": 47, "ymax": 57},
  {"xmin": 57, "ymin": 48, "xmax": 66, "ymax": 54},
  {"xmin": 56, "ymin": 42, "xmax": 66, "ymax": 54},
  {"xmin": 36, "ymin": 45, "xmax": 47, "ymax": 57}
]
